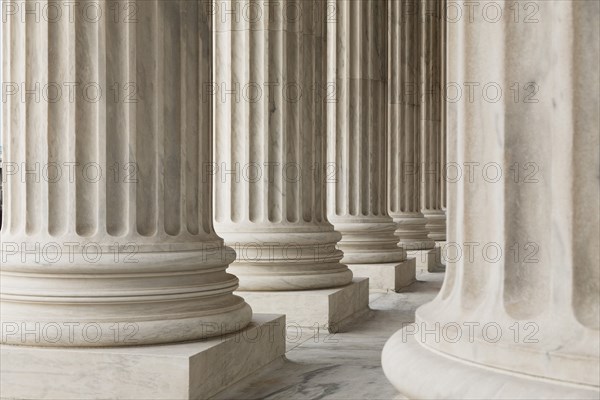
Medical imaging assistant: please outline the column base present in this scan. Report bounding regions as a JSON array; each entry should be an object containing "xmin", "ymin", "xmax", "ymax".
[
  {"xmin": 348, "ymin": 259, "xmax": 416, "ymax": 292},
  {"xmin": 382, "ymin": 328, "xmax": 600, "ymax": 400},
  {"xmin": 407, "ymin": 247, "xmax": 445, "ymax": 272},
  {"xmin": 0, "ymin": 314, "xmax": 285, "ymax": 400},
  {"xmin": 237, "ymin": 278, "xmax": 369, "ymax": 332},
  {"xmin": 423, "ymin": 209, "xmax": 447, "ymax": 242}
]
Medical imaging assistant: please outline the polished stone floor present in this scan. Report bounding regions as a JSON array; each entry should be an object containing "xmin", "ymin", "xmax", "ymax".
[{"xmin": 215, "ymin": 270, "xmax": 444, "ymax": 400}]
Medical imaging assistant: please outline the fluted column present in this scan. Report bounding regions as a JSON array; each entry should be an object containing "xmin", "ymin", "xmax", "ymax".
[
  {"xmin": 212, "ymin": 0, "xmax": 353, "ymax": 291},
  {"xmin": 383, "ymin": 1, "xmax": 599, "ymax": 398},
  {"xmin": 439, "ymin": 4, "xmax": 447, "ymax": 217},
  {"xmin": 420, "ymin": 0, "xmax": 446, "ymax": 241},
  {"xmin": 0, "ymin": 0, "xmax": 251, "ymax": 347},
  {"xmin": 388, "ymin": 0, "xmax": 436, "ymax": 252},
  {"xmin": 327, "ymin": 0, "xmax": 406, "ymax": 266}
]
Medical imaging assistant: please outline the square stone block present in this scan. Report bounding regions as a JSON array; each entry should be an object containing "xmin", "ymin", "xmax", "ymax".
[
  {"xmin": 0, "ymin": 314, "xmax": 285, "ymax": 400},
  {"xmin": 407, "ymin": 247, "xmax": 445, "ymax": 272},
  {"xmin": 348, "ymin": 259, "xmax": 416, "ymax": 292},
  {"xmin": 237, "ymin": 278, "xmax": 369, "ymax": 333}
]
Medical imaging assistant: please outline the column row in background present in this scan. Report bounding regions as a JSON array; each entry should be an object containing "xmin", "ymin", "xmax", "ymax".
[
  {"xmin": 0, "ymin": 0, "xmax": 448, "ymax": 335},
  {"xmin": 209, "ymin": 0, "xmax": 448, "ymax": 328}
]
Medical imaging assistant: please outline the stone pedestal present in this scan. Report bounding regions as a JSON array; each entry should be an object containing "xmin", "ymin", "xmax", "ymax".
[
  {"xmin": 1, "ymin": 315, "xmax": 285, "ymax": 400},
  {"xmin": 327, "ymin": 0, "xmax": 414, "ymax": 291},
  {"xmin": 349, "ymin": 259, "xmax": 416, "ymax": 292},
  {"xmin": 383, "ymin": 1, "xmax": 600, "ymax": 398},
  {"xmin": 407, "ymin": 247, "xmax": 444, "ymax": 273},
  {"xmin": 238, "ymin": 278, "xmax": 369, "ymax": 332}
]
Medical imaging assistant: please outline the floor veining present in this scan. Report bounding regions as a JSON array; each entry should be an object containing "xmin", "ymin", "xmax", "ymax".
[{"xmin": 214, "ymin": 271, "xmax": 444, "ymax": 400}]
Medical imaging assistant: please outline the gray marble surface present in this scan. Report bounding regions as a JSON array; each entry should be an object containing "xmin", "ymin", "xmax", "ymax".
[{"xmin": 214, "ymin": 271, "xmax": 443, "ymax": 400}]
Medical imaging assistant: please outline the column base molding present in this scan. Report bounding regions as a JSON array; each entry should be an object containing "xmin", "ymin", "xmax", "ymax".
[
  {"xmin": 237, "ymin": 278, "xmax": 369, "ymax": 332},
  {"xmin": 423, "ymin": 209, "xmax": 447, "ymax": 242},
  {"xmin": 407, "ymin": 247, "xmax": 445, "ymax": 272},
  {"xmin": 382, "ymin": 328, "xmax": 600, "ymax": 400},
  {"xmin": 219, "ymin": 230, "xmax": 352, "ymax": 291},
  {"xmin": 393, "ymin": 213, "xmax": 436, "ymax": 250},
  {"xmin": 348, "ymin": 259, "xmax": 416, "ymax": 292},
  {"xmin": 0, "ymin": 314, "xmax": 285, "ymax": 400}
]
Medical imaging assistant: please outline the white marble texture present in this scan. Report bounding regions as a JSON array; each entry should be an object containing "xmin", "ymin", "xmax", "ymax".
[
  {"xmin": 212, "ymin": 0, "xmax": 353, "ymax": 292},
  {"xmin": 0, "ymin": 0, "xmax": 251, "ymax": 347},
  {"xmin": 1, "ymin": 314, "xmax": 286, "ymax": 400},
  {"xmin": 349, "ymin": 259, "xmax": 416, "ymax": 292},
  {"xmin": 383, "ymin": 0, "xmax": 600, "ymax": 397},
  {"xmin": 407, "ymin": 247, "xmax": 444, "ymax": 272},
  {"xmin": 238, "ymin": 278, "xmax": 369, "ymax": 332}
]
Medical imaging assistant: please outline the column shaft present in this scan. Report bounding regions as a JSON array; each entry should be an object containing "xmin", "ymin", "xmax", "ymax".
[
  {"xmin": 212, "ymin": 0, "xmax": 353, "ymax": 291},
  {"xmin": 327, "ymin": 0, "xmax": 406, "ymax": 265},
  {"xmin": 388, "ymin": 0, "xmax": 435, "ymax": 251},
  {"xmin": 420, "ymin": 0, "xmax": 446, "ymax": 241}
]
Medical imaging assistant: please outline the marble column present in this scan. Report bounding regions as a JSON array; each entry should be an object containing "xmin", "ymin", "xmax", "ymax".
[
  {"xmin": 1, "ymin": 1, "xmax": 283, "ymax": 398},
  {"xmin": 327, "ymin": 0, "xmax": 415, "ymax": 291},
  {"xmin": 213, "ymin": 0, "xmax": 367, "ymax": 329},
  {"xmin": 420, "ymin": 0, "xmax": 446, "ymax": 243},
  {"xmin": 383, "ymin": 1, "xmax": 600, "ymax": 398},
  {"xmin": 387, "ymin": 0, "xmax": 437, "ymax": 272},
  {"xmin": 439, "ymin": 2, "xmax": 447, "ymax": 227},
  {"xmin": 387, "ymin": 1, "xmax": 441, "ymax": 271}
]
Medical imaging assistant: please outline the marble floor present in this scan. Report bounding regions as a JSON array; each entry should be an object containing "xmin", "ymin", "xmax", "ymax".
[{"xmin": 215, "ymin": 271, "xmax": 444, "ymax": 400}]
